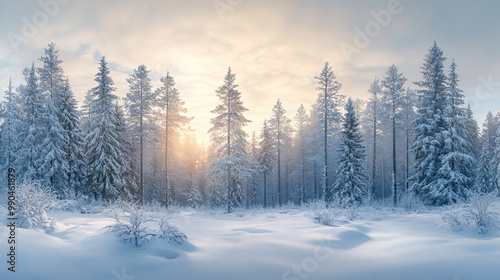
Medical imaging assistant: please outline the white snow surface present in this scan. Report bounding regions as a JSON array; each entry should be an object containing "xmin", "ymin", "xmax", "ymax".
[{"xmin": 1, "ymin": 203, "xmax": 500, "ymax": 280}]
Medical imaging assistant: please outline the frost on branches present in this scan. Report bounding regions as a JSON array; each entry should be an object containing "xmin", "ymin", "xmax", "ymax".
[{"xmin": 207, "ymin": 68, "xmax": 251, "ymax": 213}]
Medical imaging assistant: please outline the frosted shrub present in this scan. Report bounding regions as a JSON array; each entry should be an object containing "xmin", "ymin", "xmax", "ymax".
[
  {"xmin": 343, "ymin": 206, "xmax": 359, "ymax": 221},
  {"xmin": 107, "ymin": 203, "xmax": 187, "ymax": 247},
  {"xmin": 441, "ymin": 192, "xmax": 499, "ymax": 234},
  {"xmin": 311, "ymin": 209, "xmax": 335, "ymax": 226},
  {"xmin": 464, "ymin": 192, "xmax": 499, "ymax": 234},
  {"xmin": 17, "ymin": 180, "xmax": 57, "ymax": 229},
  {"xmin": 399, "ymin": 191, "xmax": 425, "ymax": 212},
  {"xmin": 159, "ymin": 217, "xmax": 188, "ymax": 244},
  {"xmin": 441, "ymin": 208, "xmax": 465, "ymax": 229}
]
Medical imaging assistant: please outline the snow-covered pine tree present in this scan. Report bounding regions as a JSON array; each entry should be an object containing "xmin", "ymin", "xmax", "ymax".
[
  {"xmin": 269, "ymin": 99, "xmax": 291, "ymax": 206},
  {"xmin": 476, "ymin": 140, "xmax": 495, "ymax": 193},
  {"xmin": 80, "ymin": 89, "xmax": 93, "ymax": 135},
  {"xmin": 402, "ymin": 87, "xmax": 417, "ymax": 192},
  {"xmin": 39, "ymin": 94, "xmax": 68, "ymax": 194},
  {"xmin": 437, "ymin": 60, "xmax": 475, "ymax": 201},
  {"xmin": 59, "ymin": 79, "xmax": 86, "ymax": 196},
  {"xmin": 186, "ymin": 175, "xmax": 202, "ymax": 208},
  {"xmin": 37, "ymin": 42, "xmax": 69, "ymax": 194},
  {"xmin": 365, "ymin": 79, "xmax": 381, "ymax": 197},
  {"xmin": 332, "ymin": 98, "xmax": 368, "ymax": 206},
  {"xmin": 16, "ymin": 64, "xmax": 46, "ymax": 183},
  {"xmin": 314, "ymin": 62, "xmax": 344, "ymax": 204},
  {"xmin": 113, "ymin": 100, "xmax": 138, "ymax": 200},
  {"xmin": 207, "ymin": 68, "xmax": 251, "ymax": 213},
  {"xmin": 156, "ymin": 71, "xmax": 191, "ymax": 207},
  {"xmin": 464, "ymin": 105, "xmax": 480, "ymax": 160},
  {"xmin": 258, "ymin": 120, "xmax": 275, "ymax": 208},
  {"xmin": 481, "ymin": 111, "xmax": 499, "ymax": 191},
  {"xmin": 246, "ymin": 131, "xmax": 260, "ymax": 208},
  {"xmin": 38, "ymin": 42, "xmax": 65, "ymax": 104},
  {"xmin": 294, "ymin": 104, "xmax": 309, "ymax": 204},
  {"xmin": 126, "ymin": 65, "xmax": 156, "ymax": 205},
  {"xmin": 0, "ymin": 79, "xmax": 21, "ymax": 187},
  {"xmin": 411, "ymin": 42, "xmax": 449, "ymax": 205},
  {"xmin": 85, "ymin": 57, "xmax": 123, "ymax": 201},
  {"xmin": 381, "ymin": 64, "xmax": 407, "ymax": 206}
]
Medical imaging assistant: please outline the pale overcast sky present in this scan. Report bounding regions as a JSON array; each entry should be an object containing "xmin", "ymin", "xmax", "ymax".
[{"xmin": 1, "ymin": 0, "xmax": 500, "ymax": 143}]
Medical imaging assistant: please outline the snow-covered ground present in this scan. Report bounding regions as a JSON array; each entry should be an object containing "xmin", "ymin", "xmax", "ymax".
[{"xmin": 1, "ymin": 202, "xmax": 500, "ymax": 280}]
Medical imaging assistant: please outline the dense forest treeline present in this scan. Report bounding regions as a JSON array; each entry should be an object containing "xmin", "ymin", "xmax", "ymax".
[{"xmin": 0, "ymin": 42, "xmax": 497, "ymax": 212}]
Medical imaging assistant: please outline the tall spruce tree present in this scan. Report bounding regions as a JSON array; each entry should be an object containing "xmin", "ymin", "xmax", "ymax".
[
  {"xmin": 156, "ymin": 71, "xmax": 191, "ymax": 207},
  {"xmin": 314, "ymin": 62, "xmax": 344, "ymax": 204},
  {"xmin": 126, "ymin": 64, "xmax": 156, "ymax": 205},
  {"xmin": 207, "ymin": 68, "xmax": 251, "ymax": 213},
  {"xmin": 411, "ymin": 42, "xmax": 449, "ymax": 205},
  {"xmin": 437, "ymin": 60, "xmax": 475, "ymax": 201},
  {"xmin": 381, "ymin": 64, "xmax": 406, "ymax": 206},
  {"xmin": 16, "ymin": 64, "xmax": 46, "ymax": 182},
  {"xmin": 366, "ymin": 79, "xmax": 381, "ymax": 197},
  {"xmin": 258, "ymin": 120, "xmax": 274, "ymax": 208},
  {"xmin": 85, "ymin": 57, "xmax": 122, "ymax": 201},
  {"xmin": 59, "ymin": 79, "xmax": 86, "ymax": 195},
  {"xmin": 269, "ymin": 99, "xmax": 291, "ymax": 206},
  {"xmin": 0, "ymin": 79, "xmax": 20, "ymax": 187},
  {"xmin": 294, "ymin": 104, "xmax": 309, "ymax": 204},
  {"xmin": 332, "ymin": 98, "xmax": 368, "ymax": 206}
]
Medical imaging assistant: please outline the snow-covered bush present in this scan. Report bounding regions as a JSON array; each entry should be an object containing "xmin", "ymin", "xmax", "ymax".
[
  {"xmin": 106, "ymin": 203, "xmax": 187, "ymax": 247},
  {"xmin": 464, "ymin": 192, "xmax": 499, "ymax": 234},
  {"xmin": 17, "ymin": 180, "xmax": 57, "ymax": 229},
  {"xmin": 343, "ymin": 206, "xmax": 359, "ymax": 221},
  {"xmin": 159, "ymin": 217, "xmax": 188, "ymax": 244},
  {"xmin": 441, "ymin": 208, "xmax": 464, "ymax": 228},
  {"xmin": 52, "ymin": 199, "xmax": 81, "ymax": 212},
  {"xmin": 311, "ymin": 209, "xmax": 336, "ymax": 226},
  {"xmin": 398, "ymin": 191, "xmax": 425, "ymax": 212},
  {"xmin": 441, "ymin": 192, "xmax": 499, "ymax": 234}
]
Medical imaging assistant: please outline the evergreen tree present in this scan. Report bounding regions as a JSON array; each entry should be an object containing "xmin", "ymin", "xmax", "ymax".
[
  {"xmin": 38, "ymin": 42, "xmax": 69, "ymax": 194},
  {"xmin": 410, "ymin": 42, "xmax": 449, "ymax": 205},
  {"xmin": 294, "ymin": 104, "xmax": 309, "ymax": 204},
  {"xmin": 126, "ymin": 65, "xmax": 156, "ymax": 205},
  {"xmin": 381, "ymin": 64, "xmax": 407, "ymax": 206},
  {"xmin": 59, "ymin": 79, "xmax": 86, "ymax": 195},
  {"xmin": 39, "ymin": 96, "xmax": 68, "ymax": 194},
  {"xmin": 186, "ymin": 176, "xmax": 202, "ymax": 208},
  {"xmin": 314, "ymin": 62, "xmax": 344, "ymax": 204},
  {"xmin": 16, "ymin": 64, "xmax": 46, "ymax": 182},
  {"xmin": 476, "ymin": 140, "xmax": 495, "ymax": 192},
  {"xmin": 402, "ymin": 88, "xmax": 417, "ymax": 192},
  {"xmin": 156, "ymin": 71, "xmax": 191, "ymax": 207},
  {"xmin": 38, "ymin": 42, "xmax": 65, "ymax": 103},
  {"xmin": 366, "ymin": 79, "xmax": 381, "ymax": 197},
  {"xmin": 0, "ymin": 79, "xmax": 21, "ymax": 186},
  {"xmin": 207, "ymin": 68, "xmax": 251, "ymax": 213},
  {"xmin": 464, "ymin": 105, "xmax": 480, "ymax": 160},
  {"xmin": 113, "ymin": 101, "xmax": 138, "ymax": 199},
  {"xmin": 258, "ymin": 120, "xmax": 274, "ymax": 208},
  {"xmin": 269, "ymin": 99, "xmax": 291, "ymax": 206},
  {"xmin": 437, "ymin": 60, "xmax": 475, "ymax": 200},
  {"xmin": 85, "ymin": 57, "xmax": 122, "ymax": 201},
  {"xmin": 332, "ymin": 98, "xmax": 368, "ymax": 206}
]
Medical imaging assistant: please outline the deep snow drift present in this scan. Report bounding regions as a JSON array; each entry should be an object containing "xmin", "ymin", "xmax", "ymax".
[{"xmin": 1, "ymin": 202, "xmax": 500, "ymax": 280}]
